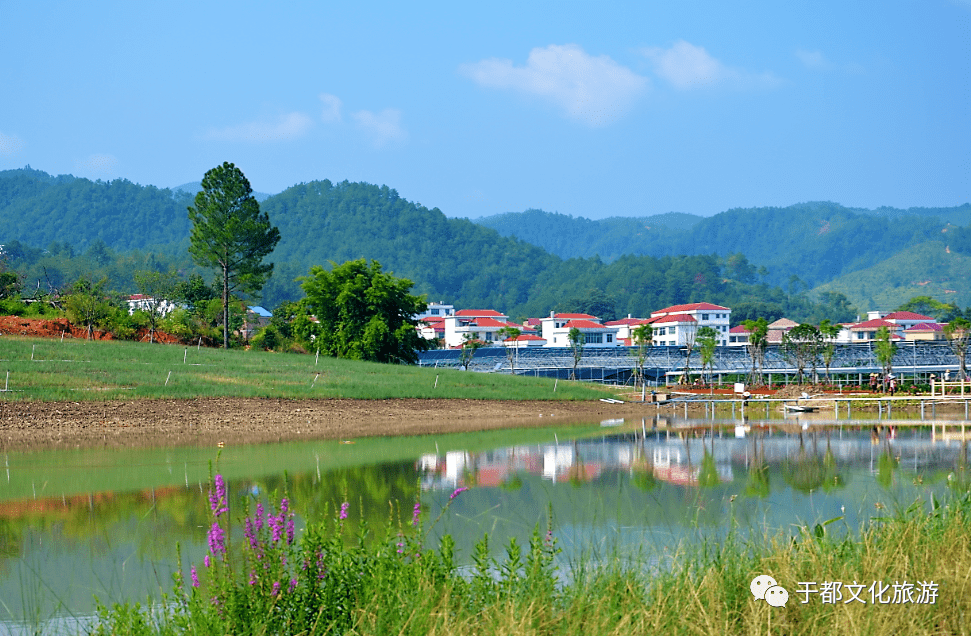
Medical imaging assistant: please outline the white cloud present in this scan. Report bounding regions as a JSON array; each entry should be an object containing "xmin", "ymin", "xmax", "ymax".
[
  {"xmin": 0, "ymin": 131, "xmax": 25, "ymax": 157},
  {"xmin": 352, "ymin": 108, "xmax": 407, "ymax": 147},
  {"xmin": 459, "ymin": 44, "xmax": 648, "ymax": 126},
  {"xmin": 319, "ymin": 93, "xmax": 343, "ymax": 123},
  {"xmin": 795, "ymin": 49, "xmax": 827, "ymax": 70},
  {"xmin": 205, "ymin": 112, "xmax": 314, "ymax": 142},
  {"xmin": 74, "ymin": 153, "xmax": 118, "ymax": 177},
  {"xmin": 642, "ymin": 40, "xmax": 780, "ymax": 90}
]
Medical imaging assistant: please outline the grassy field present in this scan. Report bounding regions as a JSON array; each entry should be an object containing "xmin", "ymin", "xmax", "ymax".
[{"xmin": 0, "ymin": 336, "xmax": 610, "ymax": 402}]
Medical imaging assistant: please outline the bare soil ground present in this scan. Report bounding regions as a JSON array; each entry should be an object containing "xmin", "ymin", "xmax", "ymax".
[{"xmin": 0, "ymin": 397, "xmax": 661, "ymax": 452}]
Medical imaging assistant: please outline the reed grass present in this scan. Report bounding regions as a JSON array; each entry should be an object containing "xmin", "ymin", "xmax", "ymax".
[
  {"xmin": 90, "ymin": 475, "xmax": 971, "ymax": 636},
  {"xmin": 0, "ymin": 336, "xmax": 610, "ymax": 402}
]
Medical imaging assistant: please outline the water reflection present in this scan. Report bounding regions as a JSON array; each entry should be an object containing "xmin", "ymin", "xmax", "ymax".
[{"xmin": 2, "ymin": 416, "xmax": 971, "ymax": 630}]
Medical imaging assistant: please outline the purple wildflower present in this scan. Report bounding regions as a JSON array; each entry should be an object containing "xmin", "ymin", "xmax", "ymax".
[
  {"xmin": 286, "ymin": 515, "xmax": 295, "ymax": 545},
  {"xmin": 449, "ymin": 487, "xmax": 469, "ymax": 500},
  {"xmin": 339, "ymin": 502, "xmax": 349, "ymax": 520},
  {"xmin": 208, "ymin": 521, "xmax": 226, "ymax": 556},
  {"xmin": 289, "ymin": 578, "xmax": 298, "ymax": 593},
  {"xmin": 255, "ymin": 502, "xmax": 265, "ymax": 532},
  {"xmin": 208, "ymin": 475, "xmax": 228, "ymax": 517},
  {"xmin": 190, "ymin": 565, "xmax": 200, "ymax": 588},
  {"xmin": 249, "ymin": 570, "xmax": 257, "ymax": 586},
  {"xmin": 269, "ymin": 512, "xmax": 283, "ymax": 543},
  {"xmin": 316, "ymin": 549, "xmax": 326, "ymax": 580},
  {"xmin": 280, "ymin": 498, "xmax": 289, "ymax": 515},
  {"xmin": 272, "ymin": 581, "xmax": 281, "ymax": 596},
  {"xmin": 244, "ymin": 516, "xmax": 258, "ymax": 550},
  {"xmin": 204, "ymin": 554, "xmax": 211, "ymax": 568},
  {"xmin": 412, "ymin": 501, "xmax": 421, "ymax": 527}
]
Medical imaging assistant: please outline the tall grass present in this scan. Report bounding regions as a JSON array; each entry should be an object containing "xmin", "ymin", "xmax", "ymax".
[
  {"xmin": 0, "ymin": 336, "xmax": 609, "ymax": 402},
  {"xmin": 91, "ymin": 473, "xmax": 971, "ymax": 636}
]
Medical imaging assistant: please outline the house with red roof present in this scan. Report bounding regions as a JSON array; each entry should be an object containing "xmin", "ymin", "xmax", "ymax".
[
  {"xmin": 649, "ymin": 302, "xmax": 731, "ymax": 346},
  {"xmin": 603, "ymin": 314, "xmax": 654, "ymax": 341},
  {"xmin": 443, "ymin": 310, "xmax": 511, "ymax": 347},
  {"xmin": 540, "ymin": 312, "xmax": 622, "ymax": 347},
  {"xmin": 903, "ymin": 322, "xmax": 946, "ymax": 341},
  {"xmin": 848, "ymin": 318, "xmax": 902, "ymax": 342}
]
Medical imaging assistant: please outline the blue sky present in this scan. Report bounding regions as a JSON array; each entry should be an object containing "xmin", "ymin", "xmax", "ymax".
[{"xmin": 2, "ymin": 1, "xmax": 968, "ymax": 219}]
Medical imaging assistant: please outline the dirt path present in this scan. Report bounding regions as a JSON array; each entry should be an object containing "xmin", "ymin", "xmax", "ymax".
[{"xmin": 0, "ymin": 397, "xmax": 663, "ymax": 451}]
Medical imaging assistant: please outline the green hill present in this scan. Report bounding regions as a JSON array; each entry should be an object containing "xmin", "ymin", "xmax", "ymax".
[{"xmin": 811, "ymin": 241, "xmax": 971, "ymax": 312}]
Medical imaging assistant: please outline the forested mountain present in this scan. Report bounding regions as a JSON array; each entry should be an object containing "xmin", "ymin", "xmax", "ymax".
[
  {"xmin": 474, "ymin": 202, "xmax": 971, "ymax": 290},
  {"xmin": 476, "ymin": 209, "xmax": 703, "ymax": 262},
  {"xmin": 4, "ymin": 166, "xmax": 962, "ymax": 323},
  {"xmin": 0, "ymin": 166, "xmax": 192, "ymax": 254}
]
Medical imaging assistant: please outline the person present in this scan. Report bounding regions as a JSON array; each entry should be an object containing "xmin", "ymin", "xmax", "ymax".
[
  {"xmin": 889, "ymin": 377, "xmax": 897, "ymax": 396},
  {"xmin": 868, "ymin": 373, "xmax": 877, "ymax": 392}
]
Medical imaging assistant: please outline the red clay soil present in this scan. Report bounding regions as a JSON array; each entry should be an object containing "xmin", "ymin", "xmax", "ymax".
[{"xmin": 0, "ymin": 316, "xmax": 181, "ymax": 343}]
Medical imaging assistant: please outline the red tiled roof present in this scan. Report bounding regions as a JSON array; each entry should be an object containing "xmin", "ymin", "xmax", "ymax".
[
  {"xmin": 729, "ymin": 325, "xmax": 751, "ymax": 333},
  {"xmin": 885, "ymin": 311, "xmax": 935, "ymax": 321},
  {"xmin": 850, "ymin": 319, "xmax": 897, "ymax": 329},
  {"xmin": 650, "ymin": 314, "xmax": 697, "ymax": 324},
  {"xmin": 508, "ymin": 334, "xmax": 545, "ymax": 341},
  {"xmin": 905, "ymin": 322, "xmax": 943, "ymax": 332},
  {"xmin": 470, "ymin": 317, "xmax": 509, "ymax": 328},
  {"xmin": 653, "ymin": 303, "xmax": 729, "ymax": 314},
  {"xmin": 554, "ymin": 313, "xmax": 599, "ymax": 320},
  {"xmin": 604, "ymin": 318, "xmax": 651, "ymax": 326},
  {"xmin": 525, "ymin": 318, "xmax": 542, "ymax": 326},
  {"xmin": 455, "ymin": 309, "xmax": 506, "ymax": 317},
  {"xmin": 564, "ymin": 320, "xmax": 611, "ymax": 329}
]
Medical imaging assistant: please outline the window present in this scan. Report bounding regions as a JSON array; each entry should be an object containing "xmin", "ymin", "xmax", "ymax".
[
  {"xmin": 431, "ymin": 308, "xmax": 440, "ymax": 315},
  {"xmin": 702, "ymin": 314, "xmax": 709, "ymax": 321},
  {"xmin": 583, "ymin": 333, "xmax": 603, "ymax": 344},
  {"xmin": 606, "ymin": 333, "xmax": 613, "ymax": 343},
  {"xmin": 656, "ymin": 327, "xmax": 666, "ymax": 336}
]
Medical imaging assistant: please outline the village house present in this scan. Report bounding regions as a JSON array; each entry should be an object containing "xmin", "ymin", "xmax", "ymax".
[
  {"xmin": 539, "ymin": 312, "xmax": 623, "ymax": 348},
  {"xmin": 443, "ymin": 309, "xmax": 510, "ymax": 347},
  {"xmin": 603, "ymin": 315, "xmax": 654, "ymax": 344},
  {"xmin": 649, "ymin": 303, "xmax": 731, "ymax": 346}
]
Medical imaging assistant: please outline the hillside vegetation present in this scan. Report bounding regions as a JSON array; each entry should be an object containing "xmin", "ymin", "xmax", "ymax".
[{"xmin": 4, "ymin": 165, "xmax": 965, "ymax": 321}]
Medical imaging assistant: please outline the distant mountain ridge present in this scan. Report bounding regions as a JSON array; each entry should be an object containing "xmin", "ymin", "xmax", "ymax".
[{"xmin": 171, "ymin": 181, "xmax": 274, "ymax": 203}]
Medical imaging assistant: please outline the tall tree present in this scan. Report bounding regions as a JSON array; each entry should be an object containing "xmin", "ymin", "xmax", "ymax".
[
  {"xmin": 497, "ymin": 326, "xmax": 522, "ymax": 373},
  {"xmin": 568, "ymin": 327, "xmax": 584, "ymax": 380},
  {"xmin": 187, "ymin": 162, "xmax": 281, "ymax": 348},
  {"xmin": 458, "ymin": 333, "xmax": 484, "ymax": 371},
  {"xmin": 300, "ymin": 259, "xmax": 428, "ymax": 364},
  {"xmin": 944, "ymin": 317, "xmax": 971, "ymax": 381},
  {"xmin": 874, "ymin": 326, "xmax": 898, "ymax": 386},
  {"xmin": 818, "ymin": 319, "xmax": 842, "ymax": 382},
  {"xmin": 742, "ymin": 318, "xmax": 769, "ymax": 386},
  {"xmin": 782, "ymin": 324, "xmax": 822, "ymax": 384},
  {"xmin": 696, "ymin": 326, "xmax": 719, "ymax": 389},
  {"xmin": 631, "ymin": 323, "xmax": 653, "ymax": 388}
]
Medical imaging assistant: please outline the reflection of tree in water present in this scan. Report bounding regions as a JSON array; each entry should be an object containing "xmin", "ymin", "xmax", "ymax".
[
  {"xmin": 947, "ymin": 440, "xmax": 971, "ymax": 492},
  {"xmin": 698, "ymin": 450, "xmax": 720, "ymax": 489},
  {"xmin": 877, "ymin": 449, "xmax": 899, "ymax": 490},
  {"xmin": 783, "ymin": 431, "xmax": 845, "ymax": 494},
  {"xmin": 745, "ymin": 429, "xmax": 769, "ymax": 498}
]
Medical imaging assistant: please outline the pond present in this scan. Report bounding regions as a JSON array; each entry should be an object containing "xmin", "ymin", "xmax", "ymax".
[{"xmin": 2, "ymin": 414, "xmax": 971, "ymax": 633}]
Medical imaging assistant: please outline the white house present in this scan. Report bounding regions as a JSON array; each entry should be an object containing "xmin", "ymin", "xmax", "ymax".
[
  {"xmin": 603, "ymin": 315, "xmax": 653, "ymax": 343},
  {"xmin": 127, "ymin": 294, "xmax": 178, "ymax": 317},
  {"xmin": 649, "ymin": 314, "xmax": 697, "ymax": 347},
  {"xmin": 443, "ymin": 310, "xmax": 510, "ymax": 347},
  {"xmin": 540, "ymin": 312, "xmax": 622, "ymax": 348},
  {"xmin": 415, "ymin": 302, "xmax": 455, "ymax": 321},
  {"xmin": 649, "ymin": 303, "xmax": 731, "ymax": 346}
]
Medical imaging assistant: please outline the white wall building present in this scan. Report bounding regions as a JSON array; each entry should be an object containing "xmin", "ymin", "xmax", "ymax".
[
  {"xmin": 649, "ymin": 303, "xmax": 731, "ymax": 346},
  {"xmin": 415, "ymin": 302, "xmax": 455, "ymax": 321},
  {"xmin": 540, "ymin": 312, "xmax": 622, "ymax": 348},
  {"xmin": 443, "ymin": 309, "xmax": 510, "ymax": 347}
]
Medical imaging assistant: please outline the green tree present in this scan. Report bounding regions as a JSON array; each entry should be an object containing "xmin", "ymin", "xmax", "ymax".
[
  {"xmin": 874, "ymin": 326, "xmax": 898, "ymax": 386},
  {"xmin": 300, "ymin": 259, "xmax": 428, "ymax": 364},
  {"xmin": 497, "ymin": 326, "xmax": 522, "ymax": 373},
  {"xmin": 458, "ymin": 333, "xmax": 485, "ymax": 371},
  {"xmin": 132, "ymin": 270, "xmax": 182, "ymax": 343},
  {"xmin": 782, "ymin": 324, "xmax": 822, "ymax": 385},
  {"xmin": 696, "ymin": 326, "xmax": 718, "ymax": 389},
  {"xmin": 818, "ymin": 319, "xmax": 842, "ymax": 382},
  {"xmin": 944, "ymin": 317, "xmax": 971, "ymax": 380},
  {"xmin": 187, "ymin": 162, "xmax": 281, "ymax": 348},
  {"xmin": 64, "ymin": 276, "xmax": 111, "ymax": 339},
  {"xmin": 631, "ymin": 323, "xmax": 653, "ymax": 388},
  {"xmin": 742, "ymin": 318, "xmax": 769, "ymax": 386},
  {"xmin": 568, "ymin": 327, "xmax": 584, "ymax": 380}
]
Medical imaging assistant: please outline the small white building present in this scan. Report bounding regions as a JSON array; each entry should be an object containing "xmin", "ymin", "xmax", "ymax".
[
  {"xmin": 127, "ymin": 294, "xmax": 178, "ymax": 317},
  {"xmin": 650, "ymin": 303, "xmax": 731, "ymax": 346},
  {"xmin": 540, "ymin": 312, "xmax": 622, "ymax": 348},
  {"xmin": 603, "ymin": 315, "xmax": 653, "ymax": 343}
]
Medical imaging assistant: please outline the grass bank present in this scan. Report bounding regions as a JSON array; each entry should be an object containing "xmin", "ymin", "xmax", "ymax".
[
  {"xmin": 93, "ymin": 477, "xmax": 971, "ymax": 636},
  {"xmin": 0, "ymin": 336, "xmax": 609, "ymax": 402}
]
